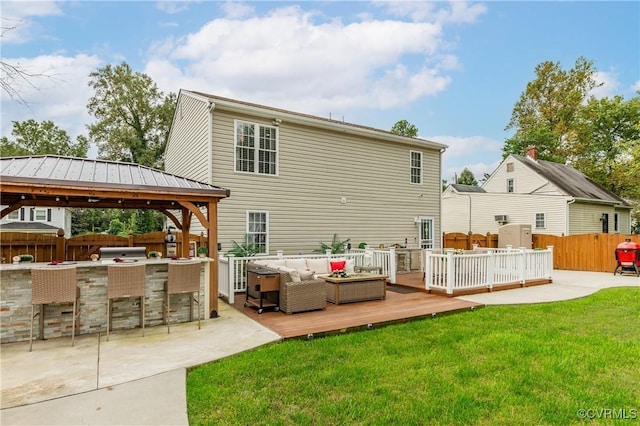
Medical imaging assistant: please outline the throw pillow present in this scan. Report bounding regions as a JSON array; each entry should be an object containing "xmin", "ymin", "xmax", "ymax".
[
  {"xmin": 300, "ymin": 270, "xmax": 315, "ymax": 280},
  {"xmin": 285, "ymin": 258, "xmax": 307, "ymax": 272},
  {"xmin": 330, "ymin": 260, "xmax": 346, "ymax": 272},
  {"xmin": 277, "ymin": 266, "xmax": 301, "ymax": 283}
]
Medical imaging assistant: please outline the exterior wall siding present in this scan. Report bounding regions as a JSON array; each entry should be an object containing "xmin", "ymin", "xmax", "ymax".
[
  {"xmin": 165, "ymin": 94, "xmax": 210, "ymax": 183},
  {"xmin": 442, "ymin": 193, "xmax": 568, "ymax": 236},
  {"xmin": 167, "ymin": 93, "xmax": 443, "ymax": 254},
  {"xmin": 568, "ymin": 202, "xmax": 623, "ymax": 234},
  {"xmin": 482, "ymin": 155, "xmax": 557, "ymax": 195}
]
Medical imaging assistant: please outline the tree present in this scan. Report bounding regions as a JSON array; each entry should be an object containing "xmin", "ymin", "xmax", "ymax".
[
  {"xmin": 86, "ymin": 62, "xmax": 176, "ymax": 169},
  {"xmin": 569, "ymin": 94, "xmax": 640, "ymax": 199},
  {"xmin": 0, "ymin": 119, "xmax": 89, "ymax": 157},
  {"xmin": 503, "ymin": 57, "xmax": 599, "ymax": 161},
  {"xmin": 390, "ymin": 119, "xmax": 418, "ymax": 137},
  {"xmin": 457, "ymin": 167, "xmax": 478, "ymax": 186}
]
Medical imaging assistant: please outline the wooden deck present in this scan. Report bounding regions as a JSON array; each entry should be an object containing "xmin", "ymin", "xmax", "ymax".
[{"xmin": 229, "ymin": 273, "xmax": 483, "ymax": 339}]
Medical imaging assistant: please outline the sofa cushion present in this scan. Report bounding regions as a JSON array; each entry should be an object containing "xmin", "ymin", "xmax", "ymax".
[
  {"xmin": 252, "ymin": 259, "xmax": 270, "ymax": 267},
  {"xmin": 285, "ymin": 258, "xmax": 308, "ymax": 273},
  {"xmin": 306, "ymin": 258, "xmax": 329, "ymax": 274},
  {"xmin": 277, "ymin": 266, "xmax": 301, "ymax": 283},
  {"xmin": 330, "ymin": 260, "xmax": 346, "ymax": 272}
]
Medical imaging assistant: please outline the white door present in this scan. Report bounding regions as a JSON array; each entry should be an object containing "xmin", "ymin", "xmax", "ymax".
[{"xmin": 417, "ymin": 217, "xmax": 434, "ymax": 249}]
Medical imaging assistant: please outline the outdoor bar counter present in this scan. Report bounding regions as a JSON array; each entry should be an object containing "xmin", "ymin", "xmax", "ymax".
[{"xmin": 0, "ymin": 258, "xmax": 212, "ymax": 344}]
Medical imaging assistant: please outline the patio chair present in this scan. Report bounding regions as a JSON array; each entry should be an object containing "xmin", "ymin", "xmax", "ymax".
[
  {"xmin": 107, "ymin": 263, "xmax": 146, "ymax": 341},
  {"xmin": 164, "ymin": 261, "xmax": 201, "ymax": 333},
  {"xmin": 30, "ymin": 266, "xmax": 79, "ymax": 352}
]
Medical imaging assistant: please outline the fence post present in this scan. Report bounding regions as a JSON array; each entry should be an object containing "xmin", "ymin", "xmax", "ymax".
[
  {"xmin": 424, "ymin": 250, "xmax": 432, "ymax": 291},
  {"xmin": 128, "ymin": 230, "xmax": 134, "ymax": 247},
  {"xmin": 227, "ymin": 254, "xmax": 235, "ymax": 303},
  {"xmin": 487, "ymin": 249, "xmax": 495, "ymax": 291},
  {"xmin": 56, "ymin": 228, "xmax": 66, "ymax": 261},
  {"xmin": 519, "ymin": 248, "xmax": 526, "ymax": 285},
  {"xmin": 446, "ymin": 249, "xmax": 454, "ymax": 295},
  {"xmin": 388, "ymin": 247, "xmax": 396, "ymax": 284},
  {"xmin": 546, "ymin": 245, "xmax": 554, "ymax": 278}
]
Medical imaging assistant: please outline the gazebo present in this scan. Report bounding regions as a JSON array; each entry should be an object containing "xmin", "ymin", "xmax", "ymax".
[{"xmin": 0, "ymin": 155, "xmax": 230, "ymax": 316}]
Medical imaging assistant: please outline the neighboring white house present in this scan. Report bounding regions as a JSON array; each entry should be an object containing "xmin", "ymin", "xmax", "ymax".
[
  {"xmin": 164, "ymin": 90, "xmax": 447, "ymax": 254},
  {"xmin": 442, "ymin": 146, "xmax": 632, "ymax": 236},
  {"xmin": 0, "ymin": 206, "xmax": 71, "ymax": 236}
]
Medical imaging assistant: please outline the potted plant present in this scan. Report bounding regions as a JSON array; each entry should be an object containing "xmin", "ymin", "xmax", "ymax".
[
  {"xmin": 148, "ymin": 251, "xmax": 162, "ymax": 259},
  {"xmin": 196, "ymin": 246, "xmax": 208, "ymax": 258},
  {"xmin": 19, "ymin": 254, "xmax": 34, "ymax": 263}
]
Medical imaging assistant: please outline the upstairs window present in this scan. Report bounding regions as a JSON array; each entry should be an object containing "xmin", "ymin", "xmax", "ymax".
[
  {"xmin": 535, "ymin": 212, "xmax": 546, "ymax": 229},
  {"xmin": 235, "ymin": 120, "xmax": 278, "ymax": 175},
  {"xmin": 410, "ymin": 151, "xmax": 422, "ymax": 184},
  {"xmin": 7, "ymin": 209, "xmax": 20, "ymax": 220},
  {"xmin": 506, "ymin": 178, "xmax": 515, "ymax": 193}
]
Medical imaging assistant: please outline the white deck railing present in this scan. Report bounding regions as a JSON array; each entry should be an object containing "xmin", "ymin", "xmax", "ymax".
[
  {"xmin": 425, "ymin": 246, "xmax": 553, "ymax": 294},
  {"xmin": 218, "ymin": 248, "xmax": 397, "ymax": 303}
]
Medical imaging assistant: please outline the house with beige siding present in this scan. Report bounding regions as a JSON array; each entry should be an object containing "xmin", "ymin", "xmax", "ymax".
[
  {"xmin": 442, "ymin": 146, "xmax": 632, "ymax": 236},
  {"xmin": 165, "ymin": 90, "xmax": 447, "ymax": 254}
]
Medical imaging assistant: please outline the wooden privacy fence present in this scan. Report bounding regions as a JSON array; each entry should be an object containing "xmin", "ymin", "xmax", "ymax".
[
  {"xmin": 444, "ymin": 231, "xmax": 640, "ymax": 273},
  {"xmin": 0, "ymin": 230, "xmax": 207, "ymax": 263},
  {"xmin": 533, "ymin": 233, "xmax": 640, "ymax": 273},
  {"xmin": 443, "ymin": 232, "xmax": 499, "ymax": 250}
]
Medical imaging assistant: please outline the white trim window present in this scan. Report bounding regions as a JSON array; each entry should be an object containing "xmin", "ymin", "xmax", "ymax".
[
  {"xmin": 247, "ymin": 211, "xmax": 268, "ymax": 254},
  {"xmin": 535, "ymin": 212, "xmax": 546, "ymax": 229},
  {"xmin": 34, "ymin": 208, "xmax": 49, "ymax": 221},
  {"xmin": 410, "ymin": 151, "xmax": 422, "ymax": 184},
  {"xmin": 7, "ymin": 209, "xmax": 20, "ymax": 220},
  {"xmin": 506, "ymin": 178, "xmax": 515, "ymax": 193},
  {"xmin": 234, "ymin": 120, "xmax": 278, "ymax": 175}
]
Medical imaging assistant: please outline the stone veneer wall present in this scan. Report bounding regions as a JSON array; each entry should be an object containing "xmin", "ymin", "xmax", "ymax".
[{"xmin": 0, "ymin": 262, "xmax": 205, "ymax": 344}]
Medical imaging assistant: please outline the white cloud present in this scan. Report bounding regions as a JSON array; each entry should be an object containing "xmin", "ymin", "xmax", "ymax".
[
  {"xmin": 1, "ymin": 54, "xmax": 102, "ymax": 142},
  {"xmin": 590, "ymin": 70, "xmax": 620, "ymax": 99},
  {"xmin": 378, "ymin": 1, "xmax": 487, "ymax": 24},
  {"xmin": 432, "ymin": 135, "xmax": 503, "ymax": 182},
  {"xmin": 1, "ymin": 1, "xmax": 63, "ymax": 44},
  {"xmin": 147, "ymin": 5, "xmax": 454, "ymax": 114}
]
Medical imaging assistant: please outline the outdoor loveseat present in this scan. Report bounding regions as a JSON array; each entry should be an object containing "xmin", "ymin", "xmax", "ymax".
[{"xmin": 246, "ymin": 261, "xmax": 326, "ymax": 314}]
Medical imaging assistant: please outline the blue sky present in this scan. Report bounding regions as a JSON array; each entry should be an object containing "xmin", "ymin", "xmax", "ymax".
[{"xmin": 2, "ymin": 1, "xmax": 639, "ymax": 183}]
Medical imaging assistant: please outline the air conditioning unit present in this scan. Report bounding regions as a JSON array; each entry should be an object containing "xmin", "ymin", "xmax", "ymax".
[{"xmin": 494, "ymin": 215, "xmax": 508, "ymax": 223}]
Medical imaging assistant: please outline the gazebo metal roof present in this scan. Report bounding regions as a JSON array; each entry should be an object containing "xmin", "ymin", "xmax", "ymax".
[{"xmin": 1, "ymin": 155, "xmax": 230, "ymax": 316}]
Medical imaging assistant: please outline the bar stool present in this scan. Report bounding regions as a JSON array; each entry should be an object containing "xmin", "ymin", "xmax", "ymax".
[
  {"xmin": 30, "ymin": 266, "xmax": 79, "ymax": 352},
  {"xmin": 107, "ymin": 263, "xmax": 146, "ymax": 341},
  {"xmin": 164, "ymin": 261, "xmax": 201, "ymax": 334}
]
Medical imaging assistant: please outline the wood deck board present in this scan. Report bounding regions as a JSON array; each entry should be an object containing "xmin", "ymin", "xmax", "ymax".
[{"xmin": 230, "ymin": 274, "xmax": 482, "ymax": 339}]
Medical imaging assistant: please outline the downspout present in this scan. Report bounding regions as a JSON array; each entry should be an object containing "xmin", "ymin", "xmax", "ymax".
[{"xmin": 566, "ymin": 198, "xmax": 575, "ymax": 236}]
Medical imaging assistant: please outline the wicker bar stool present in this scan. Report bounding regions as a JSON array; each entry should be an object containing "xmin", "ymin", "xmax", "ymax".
[
  {"xmin": 30, "ymin": 266, "xmax": 79, "ymax": 352},
  {"xmin": 164, "ymin": 261, "xmax": 201, "ymax": 334},
  {"xmin": 107, "ymin": 263, "xmax": 146, "ymax": 341}
]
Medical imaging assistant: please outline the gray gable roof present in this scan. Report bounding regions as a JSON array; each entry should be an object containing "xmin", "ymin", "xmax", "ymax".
[
  {"xmin": 0, "ymin": 222, "xmax": 60, "ymax": 232},
  {"xmin": 512, "ymin": 155, "xmax": 630, "ymax": 207},
  {"xmin": 450, "ymin": 184, "xmax": 486, "ymax": 193}
]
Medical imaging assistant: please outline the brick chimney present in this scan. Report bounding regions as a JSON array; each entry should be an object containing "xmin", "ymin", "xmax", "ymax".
[{"xmin": 526, "ymin": 145, "xmax": 538, "ymax": 162}]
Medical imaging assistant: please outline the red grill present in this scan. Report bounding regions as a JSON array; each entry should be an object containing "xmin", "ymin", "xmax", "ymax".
[{"xmin": 614, "ymin": 239, "xmax": 640, "ymax": 276}]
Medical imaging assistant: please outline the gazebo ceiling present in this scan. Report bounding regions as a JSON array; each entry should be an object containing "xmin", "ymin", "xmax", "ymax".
[{"xmin": 1, "ymin": 155, "xmax": 230, "ymax": 214}]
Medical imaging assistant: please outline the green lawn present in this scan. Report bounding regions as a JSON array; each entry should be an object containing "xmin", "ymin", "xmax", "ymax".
[{"xmin": 187, "ymin": 288, "xmax": 640, "ymax": 425}]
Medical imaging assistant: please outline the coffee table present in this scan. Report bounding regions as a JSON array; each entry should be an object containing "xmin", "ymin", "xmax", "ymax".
[{"xmin": 322, "ymin": 274, "xmax": 387, "ymax": 305}]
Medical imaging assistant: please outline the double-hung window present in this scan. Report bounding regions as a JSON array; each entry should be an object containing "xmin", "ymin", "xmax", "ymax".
[
  {"xmin": 235, "ymin": 120, "xmax": 278, "ymax": 175},
  {"xmin": 506, "ymin": 178, "xmax": 515, "ymax": 193},
  {"xmin": 247, "ymin": 211, "xmax": 268, "ymax": 254},
  {"xmin": 535, "ymin": 212, "xmax": 546, "ymax": 229},
  {"xmin": 410, "ymin": 151, "xmax": 422, "ymax": 184}
]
